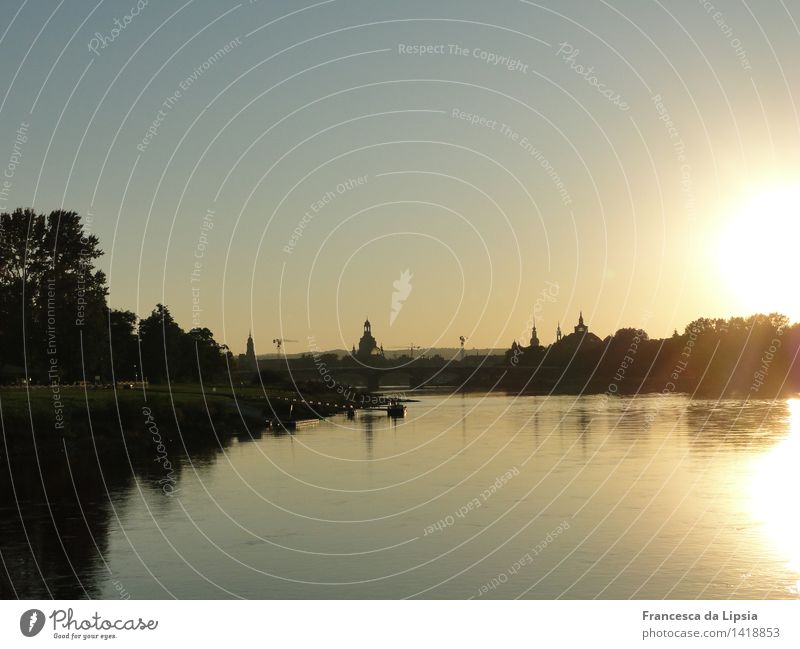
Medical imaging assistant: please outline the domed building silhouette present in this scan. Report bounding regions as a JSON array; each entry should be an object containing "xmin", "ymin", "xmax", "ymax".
[
  {"xmin": 555, "ymin": 311, "xmax": 602, "ymax": 350},
  {"xmin": 353, "ymin": 318, "xmax": 383, "ymax": 360}
]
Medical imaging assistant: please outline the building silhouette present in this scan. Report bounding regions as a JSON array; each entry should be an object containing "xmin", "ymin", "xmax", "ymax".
[
  {"xmin": 241, "ymin": 331, "xmax": 257, "ymax": 370},
  {"xmin": 353, "ymin": 318, "xmax": 383, "ymax": 359},
  {"xmin": 530, "ymin": 318, "xmax": 540, "ymax": 348},
  {"xmin": 554, "ymin": 311, "xmax": 602, "ymax": 350},
  {"xmin": 508, "ymin": 312, "xmax": 602, "ymax": 363},
  {"xmin": 574, "ymin": 311, "xmax": 588, "ymax": 335}
]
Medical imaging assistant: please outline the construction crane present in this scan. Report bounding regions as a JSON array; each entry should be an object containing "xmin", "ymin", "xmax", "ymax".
[
  {"xmin": 382, "ymin": 344, "xmax": 423, "ymax": 360},
  {"xmin": 272, "ymin": 338, "xmax": 298, "ymax": 356}
]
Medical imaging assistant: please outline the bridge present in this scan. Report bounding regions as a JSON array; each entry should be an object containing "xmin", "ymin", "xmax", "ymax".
[{"xmin": 251, "ymin": 357, "xmax": 508, "ymax": 392}]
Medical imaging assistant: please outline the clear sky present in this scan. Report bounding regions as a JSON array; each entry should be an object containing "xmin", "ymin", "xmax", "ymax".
[{"xmin": 1, "ymin": 0, "xmax": 798, "ymax": 355}]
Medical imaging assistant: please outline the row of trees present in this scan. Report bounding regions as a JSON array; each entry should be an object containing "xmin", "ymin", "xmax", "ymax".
[
  {"xmin": 3, "ymin": 208, "xmax": 798, "ymax": 392},
  {"xmin": 0, "ymin": 209, "xmax": 229, "ymax": 384},
  {"xmin": 504, "ymin": 313, "xmax": 799, "ymax": 396}
]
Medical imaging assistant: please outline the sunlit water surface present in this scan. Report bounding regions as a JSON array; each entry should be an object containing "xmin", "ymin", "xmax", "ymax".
[{"xmin": 3, "ymin": 393, "xmax": 799, "ymax": 599}]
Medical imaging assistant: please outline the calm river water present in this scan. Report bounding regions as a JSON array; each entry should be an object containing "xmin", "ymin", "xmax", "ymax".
[{"xmin": 2, "ymin": 393, "xmax": 799, "ymax": 599}]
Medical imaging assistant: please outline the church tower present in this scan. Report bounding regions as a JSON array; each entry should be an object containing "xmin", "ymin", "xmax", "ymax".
[
  {"xmin": 245, "ymin": 331, "xmax": 257, "ymax": 369},
  {"xmin": 556, "ymin": 322, "xmax": 562, "ymax": 342},
  {"xmin": 574, "ymin": 311, "xmax": 588, "ymax": 335},
  {"xmin": 529, "ymin": 318, "xmax": 540, "ymax": 348},
  {"xmin": 356, "ymin": 317, "xmax": 380, "ymax": 358}
]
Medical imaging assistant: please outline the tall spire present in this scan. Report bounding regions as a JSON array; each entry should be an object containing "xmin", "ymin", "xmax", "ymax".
[
  {"xmin": 574, "ymin": 311, "xmax": 588, "ymax": 335},
  {"xmin": 245, "ymin": 330, "xmax": 256, "ymax": 369},
  {"xmin": 530, "ymin": 316, "xmax": 539, "ymax": 348},
  {"xmin": 357, "ymin": 317, "xmax": 378, "ymax": 358}
]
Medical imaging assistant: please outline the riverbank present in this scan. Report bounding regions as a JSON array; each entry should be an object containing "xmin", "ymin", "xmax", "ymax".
[
  {"xmin": 0, "ymin": 382, "xmax": 380, "ymax": 448},
  {"xmin": 0, "ymin": 384, "xmax": 269, "ymax": 444}
]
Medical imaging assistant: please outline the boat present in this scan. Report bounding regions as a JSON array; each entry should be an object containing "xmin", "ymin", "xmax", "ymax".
[
  {"xmin": 386, "ymin": 400, "xmax": 407, "ymax": 417},
  {"xmin": 267, "ymin": 403, "xmax": 320, "ymax": 430}
]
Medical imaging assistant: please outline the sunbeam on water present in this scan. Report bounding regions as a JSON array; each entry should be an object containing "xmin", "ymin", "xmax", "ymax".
[
  {"xmin": 749, "ymin": 399, "xmax": 800, "ymax": 595},
  {"xmin": 3, "ymin": 393, "xmax": 800, "ymax": 599}
]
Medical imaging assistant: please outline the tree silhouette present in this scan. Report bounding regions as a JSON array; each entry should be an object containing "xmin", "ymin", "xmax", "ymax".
[
  {"xmin": 1, "ymin": 209, "xmax": 228, "ymax": 384},
  {"xmin": 1, "ymin": 209, "xmax": 106, "ymax": 381}
]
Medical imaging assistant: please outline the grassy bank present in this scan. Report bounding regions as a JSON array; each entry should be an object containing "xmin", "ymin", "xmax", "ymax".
[
  {"xmin": 0, "ymin": 384, "xmax": 270, "ymax": 444},
  {"xmin": 0, "ymin": 382, "xmax": 358, "ymax": 445}
]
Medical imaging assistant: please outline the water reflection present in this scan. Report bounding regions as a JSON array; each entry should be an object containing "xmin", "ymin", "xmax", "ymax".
[
  {"xmin": 0, "ymin": 445, "xmax": 129, "ymax": 598},
  {"xmin": 0, "ymin": 433, "xmax": 229, "ymax": 599},
  {"xmin": 361, "ymin": 412, "xmax": 377, "ymax": 458},
  {"xmin": 685, "ymin": 399, "xmax": 787, "ymax": 450},
  {"xmin": 748, "ymin": 399, "xmax": 800, "ymax": 593},
  {"xmin": 1, "ymin": 395, "xmax": 799, "ymax": 599}
]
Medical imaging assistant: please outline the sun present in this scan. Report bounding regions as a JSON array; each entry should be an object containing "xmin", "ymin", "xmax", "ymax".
[{"xmin": 716, "ymin": 184, "xmax": 800, "ymax": 321}]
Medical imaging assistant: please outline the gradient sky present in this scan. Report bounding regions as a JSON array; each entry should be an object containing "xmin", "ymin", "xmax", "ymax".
[{"xmin": 1, "ymin": 0, "xmax": 798, "ymax": 355}]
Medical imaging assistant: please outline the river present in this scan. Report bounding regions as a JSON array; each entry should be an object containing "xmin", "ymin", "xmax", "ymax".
[{"xmin": 1, "ymin": 393, "xmax": 798, "ymax": 599}]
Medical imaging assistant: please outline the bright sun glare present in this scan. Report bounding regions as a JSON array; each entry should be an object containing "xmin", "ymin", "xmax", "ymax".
[
  {"xmin": 717, "ymin": 185, "xmax": 800, "ymax": 322},
  {"xmin": 749, "ymin": 399, "xmax": 800, "ymax": 593}
]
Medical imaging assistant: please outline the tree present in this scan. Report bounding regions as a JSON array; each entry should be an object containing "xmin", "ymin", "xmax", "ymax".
[
  {"xmin": 137, "ymin": 308, "xmax": 227, "ymax": 383},
  {"xmin": 187, "ymin": 327, "xmax": 226, "ymax": 381},
  {"xmin": 138, "ymin": 304, "xmax": 186, "ymax": 383},
  {"xmin": 107, "ymin": 310, "xmax": 138, "ymax": 380},
  {"xmin": 612, "ymin": 327, "xmax": 649, "ymax": 343},
  {"xmin": 0, "ymin": 209, "xmax": 107, "ymax": 381}
]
